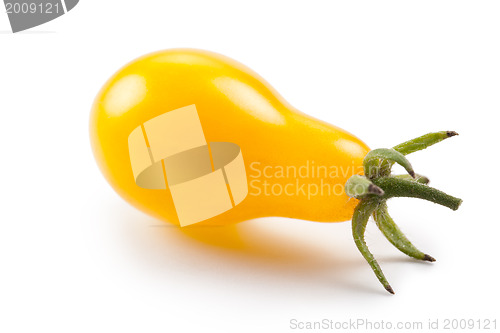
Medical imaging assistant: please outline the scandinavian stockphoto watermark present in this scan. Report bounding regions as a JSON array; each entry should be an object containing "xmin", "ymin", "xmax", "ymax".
[
  {"xmin": 289, "ymin": 318, "xmax": 498, "ymax": 331},
  {"xmin": 249, "ymin": 161, "xmax": 364, "ymax": 199},
  {"xmin": 3, "ymin": 0, "xmax": 78, "ymax": 33},
  {"xmin": 128, "ymin": 105, "xmax": 248, "ymax": 227}
]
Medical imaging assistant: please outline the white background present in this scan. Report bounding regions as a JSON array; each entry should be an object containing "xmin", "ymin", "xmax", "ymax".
[{"xmin": 1, "ymin": 1, "xmax": 499, "ymax": 332}]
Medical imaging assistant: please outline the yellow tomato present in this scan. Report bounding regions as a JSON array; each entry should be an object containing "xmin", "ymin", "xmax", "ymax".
[
  {"xmin": 89, "ymin": 49, "xmax": 369, "ymax": 226},
  {"xmin": 90, "ymin": 49, "xmax": 464, "ymax": 294}
]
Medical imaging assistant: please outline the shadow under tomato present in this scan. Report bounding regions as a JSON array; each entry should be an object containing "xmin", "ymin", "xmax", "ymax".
[
  {"xmin": 139, "ymin": 218, "xmax": 403, "ymax": 296},
  {"xmin": 166, "ymin": 220, "xmax": 342, "ymax": 264}
]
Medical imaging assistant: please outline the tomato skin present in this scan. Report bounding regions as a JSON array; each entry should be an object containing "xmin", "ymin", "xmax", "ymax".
[{"xmin": 90, "ymin": 49, "xmax": 369, "ymax": 226}]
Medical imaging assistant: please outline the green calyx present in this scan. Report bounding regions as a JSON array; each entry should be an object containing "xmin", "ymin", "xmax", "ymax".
[{"xmin": 345, "ymin": 131, "xmax": 462, "ymax": 294}]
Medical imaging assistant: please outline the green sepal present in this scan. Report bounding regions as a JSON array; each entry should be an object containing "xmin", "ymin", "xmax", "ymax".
[
  {"xmin": 363, "ymin": 148, "xmax": 415, "ymax": 179},
  {"xmin": 345, "ymin": 175, "xmax": 384, "ymax": 198}
]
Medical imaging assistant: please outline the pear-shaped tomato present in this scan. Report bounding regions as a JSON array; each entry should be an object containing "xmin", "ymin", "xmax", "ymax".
[{"xmin": 90, "ymin": 49, "xmax": 369, "ymax": 226}]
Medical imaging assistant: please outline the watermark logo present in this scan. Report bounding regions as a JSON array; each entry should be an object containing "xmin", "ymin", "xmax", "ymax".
[
  {"xmin": 128, "ymin": 105, "xmax": 248, "ymax": 227},
  {"xmin": 3, "ymin": 0, "xmax": 78, "ymax": 33},
  {"xmin": 249, "ymin": 161, "xmax": 363, "ymax": 200}
]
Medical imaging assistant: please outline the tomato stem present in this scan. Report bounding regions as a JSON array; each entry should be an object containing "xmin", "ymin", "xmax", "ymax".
[
  {"xmin": 379, "ymin": 131, "xmax": 458, "ymax": 175},
  {"xmin": 345, "ymin": 131, "xmax": 462, "ymax": 294},
  {"xmin": 393, "ymin": 130, "xmax": 458, "ymax": 155},
  {"xmin": 373, "ymin": 177, "xmax": 462, "ymax": 211},
  {"xmin": 352, "ymin": 198, "xmax": 394, "ymax": 294},
  {"xmin": 373, "ymin": 201, "xmax": 435, "ymax": 262},
  {"xmin": 364, "ymin": 148, "xmax": 415, "ymax": 179},
  {"xmin": 393, "ymin": 173, "xmax": 430, "ymax": 185},
  {"xmin": 345, "ymin": 175, "xmax": 384, "ymax": 197}
]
